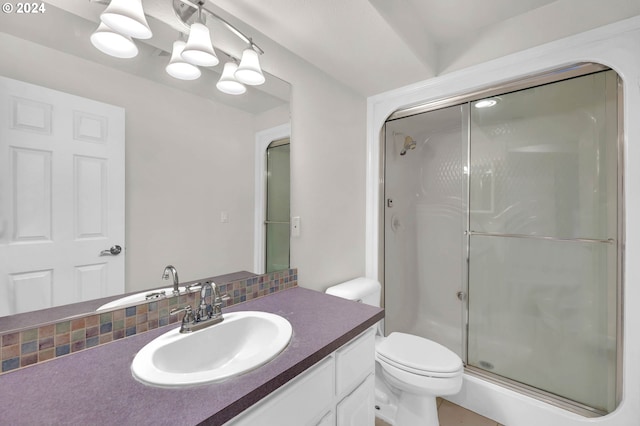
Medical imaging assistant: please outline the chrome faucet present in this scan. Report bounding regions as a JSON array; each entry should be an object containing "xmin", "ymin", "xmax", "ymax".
[
  {"xmin": 170, "ymin": 281, "xmax": 228, "ymax": 333},
  {"xmin": 197, "ymin": 282, "xmax": 224, "ymax": 323},
  {"xmin": 162, "ymin": 265, "xmax": 180, "ymax": 296}
]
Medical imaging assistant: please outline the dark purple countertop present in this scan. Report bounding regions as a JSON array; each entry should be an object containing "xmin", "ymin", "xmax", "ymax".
[{"xmin": 0, "ymin": 287, "xmax": 383, "ymax": 426}]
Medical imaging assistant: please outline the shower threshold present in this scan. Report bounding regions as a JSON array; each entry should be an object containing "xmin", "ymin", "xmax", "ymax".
[{"xmin": 464, "ymin": 365, "xmax": 609, "ymax": 418}]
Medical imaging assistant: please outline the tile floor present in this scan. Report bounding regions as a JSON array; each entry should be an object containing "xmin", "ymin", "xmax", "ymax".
[{"xmin": 374, "ymin": 398, "xmax": 503, "ymax": 426}]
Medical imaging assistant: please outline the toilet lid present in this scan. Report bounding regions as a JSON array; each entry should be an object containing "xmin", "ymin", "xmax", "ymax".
[{"xmin": 376, "ymin": 332, "xmax": 462, "ymax": 376}]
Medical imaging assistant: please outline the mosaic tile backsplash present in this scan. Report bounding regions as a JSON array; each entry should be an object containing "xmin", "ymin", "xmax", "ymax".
[{"xmin": 1, "ymin": 269, "xmax": 297, "ymax": 374}]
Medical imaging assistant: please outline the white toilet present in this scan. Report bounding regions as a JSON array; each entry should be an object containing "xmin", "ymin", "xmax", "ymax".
[{"xmin": 326, "ymin": 278, "xmax": 463, "ymax": 426}]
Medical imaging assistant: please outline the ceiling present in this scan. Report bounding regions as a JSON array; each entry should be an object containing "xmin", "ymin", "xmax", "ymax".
[
  {"xmin": 207, "ymin": 0, "xmax": 640, "ymax": 96},
  {"xmin": 41, "ymin": 1, "xmax": 640, "ymax": 99}
]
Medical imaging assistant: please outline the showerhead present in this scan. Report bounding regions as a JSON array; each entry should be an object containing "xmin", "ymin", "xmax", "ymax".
[{"xmin": 400, "ymin": 136, "xmax": 417, "ymax": 156}]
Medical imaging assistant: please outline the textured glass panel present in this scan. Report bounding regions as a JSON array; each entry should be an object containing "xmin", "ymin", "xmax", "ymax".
[
  {"xmin": 470, "ymin": 70, "xmax": 618, "ymax": 240},
  {"xmin": 384, "ymin": 104, "xmax": 468, "ymax": 357},
  {"xmin": 266, "ymin": 143, "xmax": 290, "ymax": 222},
  {"xmin": 265, "ymin": 141, "xmax": 290, "ymax": 273},
  {"xmin": 266, "ymin": 223, "xmax": 289, "ymax": 273},
  {"xmin": 467, "ymin": 235, "xmax": 617, "ymax": 413}
]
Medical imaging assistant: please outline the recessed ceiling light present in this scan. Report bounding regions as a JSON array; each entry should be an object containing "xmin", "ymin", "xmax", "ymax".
[{"xmin": 475, "ymin": 98, "xmax": 499, "ymax": 109}]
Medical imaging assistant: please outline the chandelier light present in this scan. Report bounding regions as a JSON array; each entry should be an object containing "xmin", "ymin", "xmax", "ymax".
[
  {"xmin": 100, "ymin": 0, "xmax": 152, "ymax": 40},
  {"xmin": 90, "ymin": 23, "xmax": 139, "ymax": 59},
  {"xmin": 166, "ymin": 41, "xmax": 202, "ymax": 80},
  {"xmin": 92, "ymin": 0, "xmax": 266, "ymax": 95},
  {"xmin": 182, "ymin": 22, "xmax": 219, "ymax": 67},
  {"xmin": 216, "ymin": 62, "xmax": 247, "ymax": 95},
  {"xmin": 235, "ymin": 47, "xmax": 265, "ymax": 85}
]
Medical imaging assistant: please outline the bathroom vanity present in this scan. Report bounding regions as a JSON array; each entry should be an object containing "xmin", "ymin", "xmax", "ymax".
[
  {"xmin": 0, "ymin": 287, "xmax": 383, "ymax": 425},
  {"xmin": 226, "ymin": 326, "xmax": 376, "ymax": 425}
]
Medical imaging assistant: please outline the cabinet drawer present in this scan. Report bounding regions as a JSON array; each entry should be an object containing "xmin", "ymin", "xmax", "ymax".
[
  {"xmin": 335, "ymin": 327, "xmax": 375, "ymax": 398},
  {"xmin": 226, "ymin": 357, "xmax": 335, "ymax": 426}
]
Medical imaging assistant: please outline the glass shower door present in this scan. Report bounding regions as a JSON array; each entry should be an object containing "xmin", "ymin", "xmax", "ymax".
[
  {"xmin": 265, "ymin": 140, "xmax": 290, "ymax": 273},
  {"xmin": 467, "ymin": 70, "xmax": 619, "ymax": 413},
  {"xmin": 384, "ymin": 104, "xmax": 468, "ymax": 358}
]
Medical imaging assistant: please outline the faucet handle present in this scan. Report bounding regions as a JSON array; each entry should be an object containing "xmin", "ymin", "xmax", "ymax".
[
  {"xmin": 217, "ymin": 293, "xmax": 231, "ymax": 305},
  {"xmin": 145, "ymin": 290, "xmax": 166, "ymax": 300},
  {"xmin": 170, "ymin": 305, "xmax": 192, "ymax": 316},
  {"xmin": 170, "ymin": 305, "xmax": 194, "ymax": 333},
  {"xmin": 184, "ymin": 283, "xmax": 201, "ymax": 294}
]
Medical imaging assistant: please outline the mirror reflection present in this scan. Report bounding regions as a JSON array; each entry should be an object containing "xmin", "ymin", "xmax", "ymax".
[{"xmin": 0, "ymin": 2, "xmax": 291, "ymax": 329}]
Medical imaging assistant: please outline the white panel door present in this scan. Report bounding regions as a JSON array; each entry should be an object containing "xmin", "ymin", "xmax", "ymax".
[{"xmin": 0, "ymin": 76, "xmax": 125, "ymax": 316}]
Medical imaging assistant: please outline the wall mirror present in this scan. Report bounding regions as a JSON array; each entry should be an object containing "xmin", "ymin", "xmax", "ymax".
[{"xmin": 0, "ymin": 1, "xmax": 291, "ymax": 332}]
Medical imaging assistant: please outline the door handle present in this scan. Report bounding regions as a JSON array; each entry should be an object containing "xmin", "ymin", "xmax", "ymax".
[{"xmin": 100, "ymin": 245, "xmax": 122, "ymax": 256}]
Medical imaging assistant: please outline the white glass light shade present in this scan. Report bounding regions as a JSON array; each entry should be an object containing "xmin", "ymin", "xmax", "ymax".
[
  {"xmin": 166, "ymin": 41, "xmax": 201, "ymax": 80},
  {"xmin": 90, "ymin": 23, "xmax": 138, "ymax": 59},
  {"xmin": 182, "ymin": 23, "xmax": 219, "ymax": 67},
  {"xmin": 217, "ymin": 62, "xmax": 247, "ymax": 95},
  {"xmin": 235, "ymin": 48, "xmax": 265, "ymax": 85},
  {"xmin": 100, "ymin": 0, "xmax": 152, "ymax": 40}
]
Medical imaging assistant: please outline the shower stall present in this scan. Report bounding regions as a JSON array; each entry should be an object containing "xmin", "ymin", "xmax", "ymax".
[{"xmin": 383, "ymin": 64, "xmax": 621, "ymax": 416}]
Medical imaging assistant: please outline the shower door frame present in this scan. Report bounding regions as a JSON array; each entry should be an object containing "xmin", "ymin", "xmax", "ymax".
[{"xmin": 381, "ymin": 62, "xmax": 624, "ymax": 417}]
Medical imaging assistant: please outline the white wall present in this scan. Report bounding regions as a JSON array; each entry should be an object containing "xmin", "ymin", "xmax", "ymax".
[
  {"xmin": 367, "ymin": 16, "xmax": 640, "ymax": 426},
  {"xmin": 0, "ymin": 34, "xmax": 258, "ymax": 291},
  {"xmin": 239, "ymin": 23, "xmax": 368, "ymax": 291},
  {"xmin": 288, "ymin": 70, "xmax": 367, "ymax": 291}
]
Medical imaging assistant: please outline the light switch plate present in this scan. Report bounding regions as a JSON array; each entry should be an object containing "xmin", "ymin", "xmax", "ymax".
[{"xmin": 291, "ymin": 216, "xmax": 300, "ymax": 237}]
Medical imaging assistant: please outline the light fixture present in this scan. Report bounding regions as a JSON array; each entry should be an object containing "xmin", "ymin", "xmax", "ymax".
[
  {"xmin": 216, "ymin": 62, "xmax": 247, "ymax": 95},
  {"xmin": 90, "ymin": 23, "xmax": 139, "ymax": 59},
  {"xmin": 182, "ymin": 22, "xmax": 219, "ymax": 67},
  {"xmin": 166, "ymin": 41, "xmax": 202, "ymax": 80},
  {"xmin": 474, "ymin": 98, "xmax": 499, "ymax": 108},
  {"xmin": 92, "ymin": 0, "xmax": 267, "ymax": 95},
  {"xmin": 235, "ymin": 47, "xmax": 265, "ymax": 85},
  {"xmin": 100, "ymin": 0, "xmax": 152, "ymax": 40}
]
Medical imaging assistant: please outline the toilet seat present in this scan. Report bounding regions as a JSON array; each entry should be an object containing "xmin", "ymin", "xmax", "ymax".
[{"xmin": 376, "ymin": 332, "xmax": 463, "ymax": 378}]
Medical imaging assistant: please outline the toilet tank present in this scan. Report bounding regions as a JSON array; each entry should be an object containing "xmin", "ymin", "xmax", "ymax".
[{"xmin": 325, "ymin": 277, "xmax": 381, "ymax": 308}]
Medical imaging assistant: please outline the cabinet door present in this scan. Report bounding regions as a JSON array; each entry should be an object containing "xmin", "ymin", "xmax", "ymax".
[
  {"xmin": 226, "ymin": 357, "xmax": 334, "ymax": 426},
  {"xmin": 336, "ymin": 374, "xmax": 375, "ymax": 426},
  {"xmin": 335, "ymin": 328, "xmax": 375, "ymax": 398},
  {"xmin": 316, "ymin": 411, "xmax": 335, "ymax": 426}
]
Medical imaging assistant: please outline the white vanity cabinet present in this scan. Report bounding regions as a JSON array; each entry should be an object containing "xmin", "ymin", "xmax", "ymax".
[
  {"xmin": 337, "ymin": 374, "xmax": 375, "ymax": 425},
  {"xmin": 226, "ymin": 327, "xmax": 376, "ymax": 426}
]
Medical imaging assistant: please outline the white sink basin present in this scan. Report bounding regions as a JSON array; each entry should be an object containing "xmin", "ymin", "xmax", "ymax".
[
  {"xmin": 131, "ymin": 311, "xmax": 293, "ymax": 388},
  {"xmin": 96, "ymin": 286, "xmax": 192, "ymax": 311}
]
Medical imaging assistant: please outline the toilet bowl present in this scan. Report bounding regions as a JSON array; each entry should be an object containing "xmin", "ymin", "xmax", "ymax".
[{"xmin": 326, "ymin": 278, "xmax": 463, "ymax": 426}]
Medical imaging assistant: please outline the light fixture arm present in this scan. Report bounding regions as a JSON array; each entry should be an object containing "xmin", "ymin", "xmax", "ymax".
[{"xmin": 176, "ymin": 0, "xmax": 264, "ymax": 55}]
